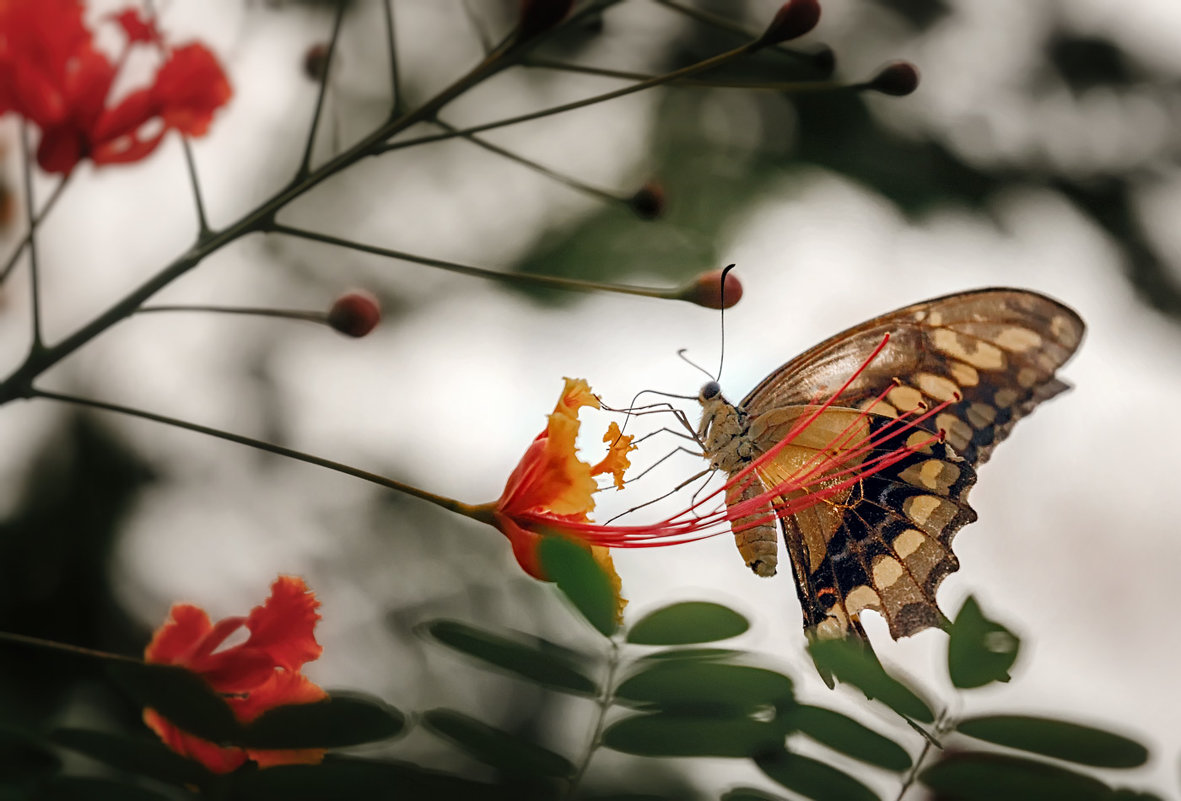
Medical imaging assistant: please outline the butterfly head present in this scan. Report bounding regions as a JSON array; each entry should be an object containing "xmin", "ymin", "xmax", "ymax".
[{"xmin": 698, "ymin": 380, "xmax": 723, "ymax": 403}]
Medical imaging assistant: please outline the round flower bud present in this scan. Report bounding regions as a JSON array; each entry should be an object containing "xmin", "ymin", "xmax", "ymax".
[
  {"xmin": 867, "ymin": 61, "xmax": 920, "ymax": 96},
  {"xmin": 679, "ymin": 268, "xmax": 743, "ymax": 309},
  {"xmin": 755, "ymin": 0, "xmax": 821, "ymax": 48},
  {"xmin": 303, "ymin": 44, "xmax": 330, "ymax": 81},
  {"xmin": 327, "ymin": 291, "xmax": 381, "ymax": 337},
  {"xmin": 628, "ymin": 181, "xmax": 665, "ymax": 220}
]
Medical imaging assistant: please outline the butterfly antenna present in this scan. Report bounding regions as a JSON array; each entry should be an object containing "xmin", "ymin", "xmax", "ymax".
[
  {"xmin": 716, "ymin": 264, "xmax": 735, "ymax": 382},
  {"xmin": 677, "ymin": 348, "xmax": 714, "ymax": 382}
]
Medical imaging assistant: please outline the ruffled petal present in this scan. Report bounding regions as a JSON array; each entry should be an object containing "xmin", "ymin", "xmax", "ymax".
[
  {"xmin": 143, "ymin": 604, "xmax": 214, "ymax": 664},
  {"xmin": 242, "ymin": 576, "xmax": 322, "ymax": 672},
  {"xmin": 151, "ymin": 43, "xmax": 232, "ymax": 136},
  {"xmin": 142, "ymin": 708, "xmax": 247, "ymax": 775},
  {"xmin": 231, "ymin": 669, "xmax": 327, "ymax": 725},
  {"xmin": 590, "ymin": 422, "xmax": 635, "ymax": 490}
]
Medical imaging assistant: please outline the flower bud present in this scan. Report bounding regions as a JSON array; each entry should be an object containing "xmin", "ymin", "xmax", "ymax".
[
  {"xmin": 679, "ymin": 268, "xmax": 743, "ymax": 310},
  {"xmin": 517, "ymin": 0, "xmax": 574, "ymax": 42},
  {"xmin": 303, "ymin": 43, "xmax": 330, "ymax": 81},
  {"xmin": 755, "ymin": 0, "xmax": 821, "ymax": 48},
  {"xmin": 867, "ymin": 61, "xmax": 920, "ymax": 96},
  {"xmin": 628, "ymin": 180, "xmax": 665, "ymax": 220},
  {"xmin": 327, "ymin": 291, "xmax": 381, "ymax": 337}
]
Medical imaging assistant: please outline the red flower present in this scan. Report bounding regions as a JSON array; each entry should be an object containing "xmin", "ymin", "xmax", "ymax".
[
  {"xmin": 0, "ymin": 0, "xmax": 231, "ymax": 174},
  {"xmin": 143, "ymin": 576, "xmax": 326, "ymax": 774}
]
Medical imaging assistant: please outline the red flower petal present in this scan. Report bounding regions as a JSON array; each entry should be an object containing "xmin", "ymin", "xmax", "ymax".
[
  {"xmin": 232, "ymin": 669, "xmax": 327, "ymax": 725},
  {"xmin": 142, "ymin": 708, "xmax": 248, "ymax": 775},
  {"xmin": 241, "ymin": 576, "xmax": 322, "ymax": 672},
  {"xmin": 112, "ymin": 8, "xmax": 161, "ymax": 45},
  {"xmin": 151, "ymin": 43, "xmax": 232, "ymax": 136},
  {"xmin": 143, "ymin": 604, "xmax": 215, "ymax": 664},
  {"xmin": 35, "ymin": 123, "xmax": 85, "ymax": 174}
]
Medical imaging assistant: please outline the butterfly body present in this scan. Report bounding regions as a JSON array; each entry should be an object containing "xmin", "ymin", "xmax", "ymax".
[{"xmin": 698, "ymin": 288, "xmax": 1085, "ymax": 641}]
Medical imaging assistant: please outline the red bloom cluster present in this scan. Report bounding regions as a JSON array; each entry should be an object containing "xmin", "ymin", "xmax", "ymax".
[
  {"xmin": 0, "ymin": 0, "xmax": 231, "ymax": 173},
  {"xmin": 144, "ymin": 576, "xmax": 326, "ymax": 774}
]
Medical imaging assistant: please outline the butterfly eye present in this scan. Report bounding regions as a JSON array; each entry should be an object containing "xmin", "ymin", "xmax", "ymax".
[{"xmin": 700, "ymin": 381, "xmax": 722, "ymax": 401}]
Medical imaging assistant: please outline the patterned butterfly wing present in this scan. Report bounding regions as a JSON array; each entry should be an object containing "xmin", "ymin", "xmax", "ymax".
[{"xmin": 739, "ymin": 288, "xmax": 1084, "ymax": 640}]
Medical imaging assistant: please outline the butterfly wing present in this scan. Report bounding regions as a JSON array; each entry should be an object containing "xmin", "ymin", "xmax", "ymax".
[{"xmin": 740, "ymin": 288, "xmax": 1084, "ymax": 639}]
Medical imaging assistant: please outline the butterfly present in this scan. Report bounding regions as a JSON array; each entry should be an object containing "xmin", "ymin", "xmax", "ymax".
[{"xmin": 696, "ymin": 288, "xmax": 1085, "ymax": 642}]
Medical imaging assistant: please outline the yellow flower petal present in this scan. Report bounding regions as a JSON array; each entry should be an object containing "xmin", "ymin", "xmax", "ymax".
[
  {"xmin": 591, "ymin": 422, "xmax": 636, "ymax": 491},
  {"xmin": 590, "ymin": 545, "xmax": 628, "ymax": 625},
  {"xmin": 555, "ymin": 377, "xmax": 600, "ymax": 420}
]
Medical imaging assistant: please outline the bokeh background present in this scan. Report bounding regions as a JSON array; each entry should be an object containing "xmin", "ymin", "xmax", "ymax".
[{"xmin": 2, "ymin": 0, "xmax": 1179, "ymax": 797}]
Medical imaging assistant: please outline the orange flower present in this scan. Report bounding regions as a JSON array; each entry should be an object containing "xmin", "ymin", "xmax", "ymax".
[
  {"xmin": 481, "ymin": 378, "xmax": 634, "ymax": 615},
  {"xmin": 0, "ymin": 0, "xmax": 231, "ymax": 173},
  {"xmin": 143, "ymin": 576, "xmax": 326, "ymax": 774}
]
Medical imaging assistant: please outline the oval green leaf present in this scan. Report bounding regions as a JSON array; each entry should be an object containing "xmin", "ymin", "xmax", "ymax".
[
  {"xmin": 603, "ymin": 712, "xmax": 783, "ymax": 758},
  {"xmin": 956, "ymin": 715, "xmax": 1148, "ymax": 769},
  {"xmin": 782, "ymin": 704, "xmax": 911, "ymax": 771},
  {"xmin": 37, "ymin": 776, "xmax": 171, "ymax": 801},
  {"xmin": 419, "ymin": 619, "xmax": 597, "ymax": 696},
  {"xmin": 242, "ymin": 692, "xmax": 405, "ymax": 749},
  {"xmin": 615, "ymin": 661, "xmax": 793, "ymax": 713},
  {"xmin": 422, "ymin": 708, "xmax": 574, "ymax": 777},
  {"xmin": 50, "ymin": 728, "xmax": 207, "ymax": 786},
  {"xmin": 537, "ymin": 536, "xmax": 619, "ymax": 637},
  {"xmin": 755, "ymin": 748, "xmax": 880, "ymax": 801},
  {"xmin": 0, "ymin": 727, "xmax": 60, "ymax": 782},
  {"xmin": 106, "ymin": 661, "xmax": 241, "ymax": 744},
  {"xmin": 920, "ymin": 752, "xmax": 1113, "ymax": 801},
  {"xmin": 722, "ymin": 789, "xmax": 792, "ymax": 801},
  {"xmin": 947, "ymin": 596, "xmax": 1020, "ymax": 689},
  {"xmin": 806, "ymin": 638, "xmax": 934, "ymax": 723},
  {"xmin": 636, "ymin": 647, "xmax": 744, "ymax": 663},
  {"xmin": 227, "ymin": 756, "xmax": 515, "ymax": 801},
  {"xmin": 627, "ymin": 602, "xmax": 749, "ymax": 645}
]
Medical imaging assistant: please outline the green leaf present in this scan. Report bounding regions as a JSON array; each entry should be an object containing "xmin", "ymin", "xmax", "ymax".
[
  {"xmin": 422, "ymin": 708, "xmax": 574, "ymax": 778},
  {"xmin": 806, "ymin": 638, "xmax": 934, "ymax": 723},
  {"xmin": 106, "ymin": 661, "xmax": 240, "ymax": 744},
  {"xmin": 0, "ymin": 727, "xmax": 60, "ymax": 782},
  {"xmin": 781, "ymin": 704, "xmax": 911, "ymax": 771},
  {"xmin": 419, "ymin": 619, "xmax": 597, "ymax": 696},
  {"xmin": 755, "ymin": 748, "xmax": 880, "ymax": 801},
  {"xmin": 626, "ymin": 602, "xmax": 749, "ymax": 645},
  {"xmin": 225, "ymin": 756, "xmax": 516, "ymax": 801},
  {"xmin": 614, "ymin": 661, "xmax": 793, "ymax": 714},
  {"xmin": 722, "ymin": 788, "xmax": 792, "ymax": 801},
  {"xmin": 956, "ymin": 715, "xmax": 1148, "ymax": 769},
  {"xmin": 537, "ymin": 536, "xmax": 618, "ymax": 637},
  {"xmin": 241, "ymin": 692, "xmax": 405, "ymax": 749},
  {"xmin": 603, "ymin": 712, "xmax": 782, "ymax": 758},
  {"xmin": 50, "ymin": 728, "xmax": 207, "ymax": 786},
  {"xmin": 36, "ymin": 776, "xmax": 172, "ymax": 801},
  {"xmin": 1108, "ymin": 790, "xmax": 1165, "ymax": 801},
  {"xmin": 636, "ymin": 647, "xmax": 744, "ymax": 663},
  {"xmin": 947, "ymin": 596, "xmax": 1020, "ymax": 688},
  {"xmin": 919, "ymin": 752, "xmax": 1114, "ymax": 801}
]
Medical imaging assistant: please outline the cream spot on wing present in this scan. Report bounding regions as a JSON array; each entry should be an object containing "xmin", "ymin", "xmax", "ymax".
[
  {"xmin": 860, "ymin": 398, "xmax": 898, "ymax": 418},
  {"xmin": 916, "ymin": 372, "xmax": 961, "ymax": 403},
  {"xmin": 845, "ymin": 585, "xmax": 881, "ymax": 615},
  {"xmin": 967, "ymin": 402, "xmax": 997, "ymax": 429},
  {"xmin": 904, "ymin": 494, "xmax": 942, "ymax": 526},
  {"xmin": 898, "ymin": 459, "xmax": 960, "ymax": 492},
  {"xmin": 906, "ymin": 430, "xmax": 935, "ymax": 452},
  {"xmin": 872, "ymin": 556, "xmax": 905, "ymax": 589},
  {"xmin": 893, "ymin": 528, "xmax": 926, "ymax": 559},
  {"xmin": 888, "ymin": 385, "xmax": 925, "ymax": 412},
  {"xmin": 949, "ymin": 361, "xmax": 979, "ymax": 387},
  {"xmin": 1051, "ymin": 315, "xmax": 1080, "ymax": 346},
  {"xmin": 815, "ymin": 616, "xmax": 847, "ymax": 639},
  {"xmin": 926, "ymin": 310, "xmax": 943, "ymax": 326},
  {"xmin": 995, "ymin": 327, "xmax": 1042, "ymax": 351},
  {"xmin": 1017, "ymin": 367, "xmax": 1041, "ymax": 388},
  {"xmin": 932, "ymin": 329, "xmax": 1005, "ymax": 370},
  {"xmin": 936, "ymin": 412, "xmax": 973, "ymax": 451},
  {"xmin": 994, "ymin": 388, "xmax": 1019, "ymax": 408}
]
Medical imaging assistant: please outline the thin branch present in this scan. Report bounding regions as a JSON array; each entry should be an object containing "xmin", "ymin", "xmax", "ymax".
[
  {"xmin": 31, "ymin": 388, "xmax": 484, "ymax": 519},
  {"xmin": 0, "ymin": 630, "xmax": 138, "ymax": 664},
  {"xmin": 526, "ymin": 57, "xmax": 845, "ymax": 91},
  {"xmin": 565, "ymin": 639, "xmax": 620, "ymax": 799},
  {"xmin": 267, "ymin": 222, "xmax": 682, "ymax": 300},
  {"xmin": 296, "ymin": 0, "xmax": 348, "ymax": 178},
  {"xmin": 136, "ymin": 303, "xmax": 325, "ymax": 323},
  {"xmin": 180, "ymin": 137, "xmax": 210, "ymax": 236},
  {"xmin": 19, "ymin": 124, "xmax": 43, "ymax": 351},
  {"xmin": 378, "ymin": 40, "xmax": 761, "ymax": 154},
  {"xmin": 433, "ymin": 118, "xmax": 620, "ymax": 204},
  {"xmin": 652, "ymin": 0, "xmax": 831, "ymax": 70},
  {"xmin": 0, "ymin": 171, "xmax": 69, "ymax": 284},
  {"xmin": 381, "ymin": 0, "xmax": 402, "ymax": 113},
  {"xmin": 896, "ymin": 708, "xmax": 948, "ymax": 800}
]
